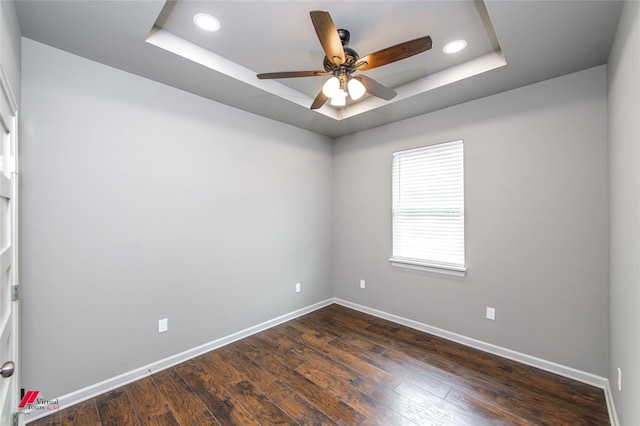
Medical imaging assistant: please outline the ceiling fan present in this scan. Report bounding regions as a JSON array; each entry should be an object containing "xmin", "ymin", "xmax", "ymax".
[{"xmin": 257, "ymin": 11, "xmax": 433, "ymax": 110}]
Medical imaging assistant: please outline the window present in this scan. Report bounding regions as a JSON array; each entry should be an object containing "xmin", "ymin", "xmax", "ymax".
[{"xmin": 391, "ymin": 140, "xmax": 465, "ymax": 275}]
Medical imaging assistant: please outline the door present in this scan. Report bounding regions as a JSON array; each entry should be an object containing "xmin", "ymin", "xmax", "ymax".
[{"xmin": 0, "ymin": 69, "xmax": 19, "ymax": 426}]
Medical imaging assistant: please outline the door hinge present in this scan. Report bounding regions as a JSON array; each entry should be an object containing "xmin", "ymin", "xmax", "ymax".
[
  {"xmin": 11, "ymin": 284, "xmax": 19, "ymax": 301},
  {"xmin": 12, "ymin": 412, "xmax": 19, "ymax": 426}
]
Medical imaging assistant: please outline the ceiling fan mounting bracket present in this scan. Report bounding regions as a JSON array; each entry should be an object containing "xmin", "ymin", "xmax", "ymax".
[{"xmin": 337, "ymin": 29, "xmax": 350, "ymax": 46}]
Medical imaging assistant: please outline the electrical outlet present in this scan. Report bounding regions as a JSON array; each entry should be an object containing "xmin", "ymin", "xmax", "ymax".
[
  {"xmin": 486, "ymin": 307, "xmax": 496, "ymax": 320},
  {"xmin": 618, "ymin": 368, "xmax": 622, "ymax": 391},
  {"xmin": 158, "ymin": 318, "xmax": 168, "ymax": 333},
  {"xmin": 360, "ymin": 280, "xmax": 366, "ymax": 289},
  {"xmin": 296, "ymin": 283, "xmax": 301, "ymax": 293}
]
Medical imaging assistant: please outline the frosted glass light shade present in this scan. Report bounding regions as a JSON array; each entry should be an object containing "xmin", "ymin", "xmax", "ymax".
[
  {"xmin": 330, "ymin": 89, "xmax": 347, "ymax": 106},
  {"xmin": 322, "ymin": 77, "xmax": 340, "ymax": 98},
  {"xmin": 347, "ymin": 78, "xmax": 366, "ymax": 100}
]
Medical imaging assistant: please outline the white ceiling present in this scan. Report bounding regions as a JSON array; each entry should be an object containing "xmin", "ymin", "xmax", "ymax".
[{"xmin": 15, "ymin": 0, "xmax": 623, "ymax": 138}]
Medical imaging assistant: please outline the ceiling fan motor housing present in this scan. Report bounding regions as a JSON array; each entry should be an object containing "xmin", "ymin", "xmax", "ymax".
[{"xmin": 323, "ymin": 29, "xmax": 359, "ymax": 72}]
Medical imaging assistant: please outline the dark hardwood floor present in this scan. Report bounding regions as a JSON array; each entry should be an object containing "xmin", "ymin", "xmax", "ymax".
[{"xmin": 29, "ymin": 304, "xmax": 609, "ymax": 425}]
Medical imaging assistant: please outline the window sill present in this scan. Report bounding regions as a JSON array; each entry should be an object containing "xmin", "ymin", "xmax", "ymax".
[{"xmin": 389, "ymin": 258, "xmax": 467, "ymax": 277}]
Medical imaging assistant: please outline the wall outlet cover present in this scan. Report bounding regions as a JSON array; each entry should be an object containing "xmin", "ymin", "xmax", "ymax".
[{"xmin": 486, "ymin": 307, "xmax": 496, "ymax": 320}]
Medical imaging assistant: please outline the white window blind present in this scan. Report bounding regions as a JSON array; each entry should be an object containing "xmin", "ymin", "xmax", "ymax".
[{"xmin": 391, "ymin": 140, "xmax": 465, "ymax": 273}]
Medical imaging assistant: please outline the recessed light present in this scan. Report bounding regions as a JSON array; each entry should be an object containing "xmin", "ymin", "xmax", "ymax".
[
  {"xmin": 194, "ymin": 13, "xmax": 220, "ymax": 32},
  {"xmin": 443, "ymin": 40, "xmax": 467, "ymax": 54}
]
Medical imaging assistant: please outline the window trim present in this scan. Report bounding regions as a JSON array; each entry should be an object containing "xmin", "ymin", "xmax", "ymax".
[
  {"xmin": 389, "ymin": 257, "xmax": 467, "ymax": 276},
  {"xmin": 390, "ymin": 140, "xmax": 466, "ymax": 276}
]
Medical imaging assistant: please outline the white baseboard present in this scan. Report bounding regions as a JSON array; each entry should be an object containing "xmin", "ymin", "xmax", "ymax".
[
  {"xmin": 603, "ymin": 379, "xmax": 620, "ymax": 426},
  {"xmin": 334, "ymin": 299, "xmax": 607, "ymax": 387},
  {"xmin": 25, "ymin": 297, "xmax": 619, "ymax": 425},
  {"xmin": 333, "ymin": 298, "xmax": 618, "ymax": 425},
  {"xmin": 24, "ymin": 298, "xmax": 334, "ymax": 424}
]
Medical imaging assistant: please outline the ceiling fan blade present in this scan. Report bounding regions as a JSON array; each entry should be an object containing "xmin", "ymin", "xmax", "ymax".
[
  {"xmin": 354, "ymin": 75, "xmax": 397, "ymax": 101},
  {"xmin": 310, "ymin": 90, "xmax": 329, "ymax": 110},
  {"xmin": 310, "ymin": 11, "xmax": 345, "ymax": 66},
  {"xmin": 355, "ymin": 36, "xmax": 432, "ymax": 71},
  {"xmin": 257, "ymin": 70, "xmax": 328, "ymax": 79}
]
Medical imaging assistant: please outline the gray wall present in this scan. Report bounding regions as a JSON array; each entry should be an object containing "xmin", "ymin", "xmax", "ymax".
[
  {"xmin": 20, "ymin": 39, "xmax": 333, "ymax": 398},
  {"xmin": 608, "ymin": 1, "xmax": 640, "ymax": 424},
  {"xmin": 0, "ymin": 0, "xmax": 21, "ymax": 106},
  {"xmin": 333, "ymin": 65, "xmax": 609, "ymax": 376}
]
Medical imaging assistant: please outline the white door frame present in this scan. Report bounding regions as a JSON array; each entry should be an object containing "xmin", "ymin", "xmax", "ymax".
[{"xmin": 0, "ymin": 63, "xmax": 20, "ymax": 426}]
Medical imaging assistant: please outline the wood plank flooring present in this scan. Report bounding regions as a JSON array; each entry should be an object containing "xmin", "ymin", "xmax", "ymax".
[{"xmin": 29, "ymin": 304, "xmax": 609, "ymax": 425}]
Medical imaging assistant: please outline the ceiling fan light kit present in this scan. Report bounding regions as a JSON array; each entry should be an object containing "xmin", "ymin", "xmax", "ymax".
[
  {"xmin": 257, "ymin": 10, "xmax": 432, "ymax": 110},
  {"xmin": 322, "ymin": 73, "xmax": 366, "ymax": 103}
]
